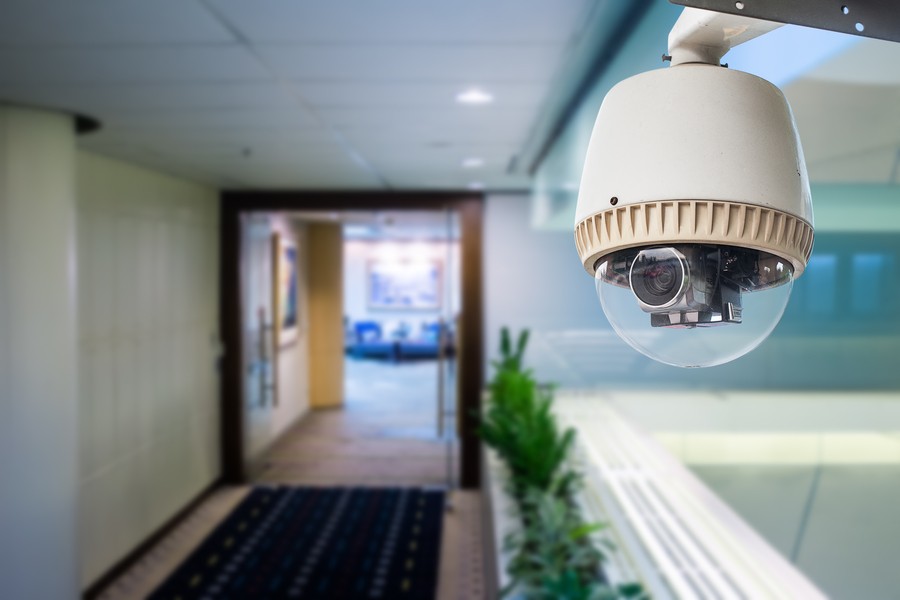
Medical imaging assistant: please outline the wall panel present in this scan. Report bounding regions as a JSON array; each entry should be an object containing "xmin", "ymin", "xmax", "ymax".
[{"xmin": 76, "ymin": 151, "xmax": 220, "ymax": 588}]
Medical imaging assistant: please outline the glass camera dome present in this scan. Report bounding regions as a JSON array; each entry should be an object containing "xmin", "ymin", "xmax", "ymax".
[{"xmin": 595, "ymin": 244, "xmax": 793, "ymax": 368}]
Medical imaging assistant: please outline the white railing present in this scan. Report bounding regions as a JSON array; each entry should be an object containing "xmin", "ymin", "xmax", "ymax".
[{"xmin": 555, "ymin": 391, "xmax": 828, "ymax": 600}]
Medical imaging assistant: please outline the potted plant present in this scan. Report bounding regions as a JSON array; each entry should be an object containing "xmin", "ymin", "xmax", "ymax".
[{"xmin": 481, "ymin": 328, "xmax": 646, "ymax": 599}]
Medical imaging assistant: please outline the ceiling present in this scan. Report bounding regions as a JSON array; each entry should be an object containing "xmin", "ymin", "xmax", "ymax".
[
  {"xmin": 0, "ymin": 0, "xmax": 600, "ymax": 190},
  {"xmin": 730, "ymin": 29, "xmax": 900, "ymax": 186},
  {"xmin": 783, "ymin": 37, "xmax": 900, "ymax": 184},
  {"xmin": 1, "ymin": 2, "xmax": 896, "ymax": 192}
]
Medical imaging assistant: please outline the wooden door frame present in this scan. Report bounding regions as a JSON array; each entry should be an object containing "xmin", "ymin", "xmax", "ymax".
[{"xmin": 220, "ymin": 191, "xmax": 485, "ymax": 488}]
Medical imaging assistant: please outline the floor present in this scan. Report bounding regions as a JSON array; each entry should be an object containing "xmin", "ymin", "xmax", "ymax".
[
  {"xmin": 693, "ymin": 464, "xmax": 900, "ymax": 600},
  {"xmin": 95, "ymin": 357, "xmax": 485, "ymax": 599},
  {"xmin": 257, "ymin": 358, "xmax": 457, "ymax": 487}
]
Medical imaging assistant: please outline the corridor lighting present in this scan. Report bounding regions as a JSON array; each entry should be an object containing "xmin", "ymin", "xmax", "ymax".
[
  {"xmin": 467, "ymin": 181, "xmax": 485, "ymax": 191},
  {"xmin": 455, "ymin": 88, "xmax": 494, "ymax": 105},
  {"xmin": 461, "ymin": 157, "xmax": 485, "ymax": 169}
]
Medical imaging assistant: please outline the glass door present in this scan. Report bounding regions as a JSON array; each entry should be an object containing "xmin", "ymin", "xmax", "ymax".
[{"xmin": 239, "ymin": 214, "xmax": 276, "ymax": 470}]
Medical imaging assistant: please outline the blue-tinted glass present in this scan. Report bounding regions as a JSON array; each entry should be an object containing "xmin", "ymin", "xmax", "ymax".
[
  {"xmin": 804, "ymin": 255, "xmax": 837, "ymax": 316},
  {"xmin": 851, "ymin": 254, "xmax": 886, "ymax": 315}
]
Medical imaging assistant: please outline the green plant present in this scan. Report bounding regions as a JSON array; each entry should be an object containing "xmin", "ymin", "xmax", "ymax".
[
  {"xmin": 496, "ymin": 327, "xmax": 530, "ymax": 373},
  {"xmin": 482, "ymin": 327, "xmax": 647, "ymax": 600},
  {"xmin": 504, "ymin": 485, "xmax": 649, "ymax": 600},
  {"xmin": 481, "ymin": 369, "xmax": 576, "ymax": 496},
  {"xmin": 503, "ymin": 482, "xmax": 605, "ymax": 598}
]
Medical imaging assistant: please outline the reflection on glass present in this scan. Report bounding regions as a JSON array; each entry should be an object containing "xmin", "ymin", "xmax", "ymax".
[
  {"xmin": 851, "ymin": 253, "xmax": 886, "ymax": 315},
  {"xmin": 803, "ymin": 254, "xmax": 837, "ymax": 315}
]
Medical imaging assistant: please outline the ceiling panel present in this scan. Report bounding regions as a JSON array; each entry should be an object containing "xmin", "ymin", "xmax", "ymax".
[
  {"xmin": 0, "ymin": 2, "xmax": 605, "ymax": 190},
  {"xmin": 317, "ymin": 106, "xmax": 533, "ymax": 129},
  {"xmin": 0, "ymin": 82, "xmax": 299, "ymax": 113},
  {"xmin": 339, "ymin": 125, "xmax": 525, "ymax": 147},
  {"xmin": 364, "ymin": 147, "xmax": 518, "ymax": 178},
  {"xmin": 85, "ymin": 137, "xmax": 351, "ymax": 165},
  {"xmin": 0, "ymin": 46, "xmax": 267, "ymax": 85},
  {"xmin": 216, "ymin": 161, "xmax": 384, "ymax": 189},
  {"xmin": 0, "ymin": 1, "xmax": 234, "ymax": 46},
  {"xmin": 786, "ymin": 80, "xmax": 900, "ymax": 167},
  {"xmin": 348, "ymin": 141, "xmax": 519, "ymax": 163},
  {"xmin": 296, "ymin": 81, "xmax": 547, "ymax": 108},
  {"xmin": 128, "ymin": 148, "xmax": 384, "ymax": 189},
  {"xmin": 210, "ymin": 0, "xmax": 593, "ymax": 44},
  {"xmin": 83, "ymin": 125, "xmax": 338, "ymax": 148},
  {"xmin": 99, "ymin": 107, "xmax": 319, "ymax": 130},
  {"xmin": 256, "ymin": 44, "xmax": 565, "ymax": 82},
  {"xmin": 805, "ymin": 39, "xmax": 900, "ymax": 85},
  {"xmin": 381, "ymin": 169, "xmax": 531, "ymax": 190}
]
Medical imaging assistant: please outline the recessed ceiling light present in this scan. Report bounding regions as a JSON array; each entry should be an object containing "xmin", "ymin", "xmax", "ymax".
[
  {"xmin": 456, "ymin": 88, "xmax": 494, "ymax": 105},
  {"xmin": 467, "ymin": 181, "xmax": 486, "ymax": 191},
  {"xmin": 461, "ymin": 157, "xmax": 485, "ymax": 169}
]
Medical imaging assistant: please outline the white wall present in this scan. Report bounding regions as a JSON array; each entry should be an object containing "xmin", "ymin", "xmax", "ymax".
[
  {"xmin": 484, "ymin": 192, "xmax": 602, "ymax": 383},
  {"xmin": 76, "ymin": 151, "xmax": 220, "ymax": 588},
  {"xmin": 0, "ymin": 106, "xmax": 79, "ymax": 599},
  {"xmin": 241, "ymin": 215, "xmax": 310, "ymax": 464},
  {"xmin": 343, "ymin": 239, "xmax": 461, "ymax": 335}
]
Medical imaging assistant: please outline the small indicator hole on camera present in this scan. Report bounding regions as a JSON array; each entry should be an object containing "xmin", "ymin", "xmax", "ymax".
[
  {"xmin": 610, "ymin": 197, "xmax": 618, "ymax": 206},
  {"xmin": 856, "ymin": 22, "xmax": 865, "ymax": 32},
  {"xmin": 735, "ymin": 2, "xmax": 745, "ymax": 10},
  {"xmin": 841, "ymin": 5, "xmax": 850, "ymax": 15}
]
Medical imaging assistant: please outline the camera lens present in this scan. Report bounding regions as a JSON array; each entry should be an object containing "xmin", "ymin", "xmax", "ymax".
[{"xmin": 629, "ymin": 247, "xmax": 687, "ymax": 307}]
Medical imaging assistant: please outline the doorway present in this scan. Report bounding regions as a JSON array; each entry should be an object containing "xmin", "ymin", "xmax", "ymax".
[{"xmin": 220, "ymin": 192, "xmax": 484, "ymax": 489}]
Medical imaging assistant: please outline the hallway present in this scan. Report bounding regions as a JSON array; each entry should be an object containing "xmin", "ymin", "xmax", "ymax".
[
  {"xmin": 94, "ymin": 357, "xmax": 481, "ymax": 599},
  {"xmin": 256, "ymin": 358, "xmax": 457, "ymax": 488}
]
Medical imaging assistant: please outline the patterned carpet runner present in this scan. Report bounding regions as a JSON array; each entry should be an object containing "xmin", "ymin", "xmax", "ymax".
[{"xmin": 148, "ymin": 486, "xmax": 445, "ymax": 600}]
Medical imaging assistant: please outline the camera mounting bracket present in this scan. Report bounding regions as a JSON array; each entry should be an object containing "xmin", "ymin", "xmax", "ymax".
[{"xmin": 670, "ymin": 0, "xmax": 900, "ymax": 44}]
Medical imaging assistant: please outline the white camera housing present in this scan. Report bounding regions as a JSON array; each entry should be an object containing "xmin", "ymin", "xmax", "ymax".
[{"xmin": 574, "ymin": 61, "xmax": 814, "ymax": 367}]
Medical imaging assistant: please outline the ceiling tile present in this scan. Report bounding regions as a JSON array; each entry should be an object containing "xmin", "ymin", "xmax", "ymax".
[
  {"xmin": 0, "ymin": 2, "xmax": 599, "ymax": 190},
  {"xmin": 0, "ymin": 82, "xmax": 299, "ymax": 113},
  {"xmin": 381, "ymin": 168, "xmax": 530, "ymax": 190},
  {"xmin": 215, "ymin": 160, "xmax": 385, "ymax": 189},
  {"xmin": 210, "ymin": 0, "xmax": 593, "ymax": 44},
  {"xmin": 0, "ymin": 46, "xmax": 267, "ymax": 85},
  {"xmin": 805, "ymin": 39, "xmax": 900, "ymax": 86},
  {"xmin": 358, "ymin": 145, "xmax": 518, "ymax": 179},
  {"xmin": 318, "ymin": 106, "xmax": 533, "ymax": 127},
  {"xmin": 256, "ymin": 44, "xmax": 565, "ymax": 82},
  {"xmin": 100, "ymin": 107, "xmax": 319, "ymax": 130},
  {"xmin": 84, "ymin": 123, "xmax": 337, "ymax": 145},
  {"xmin": 296, "ymin": 81, "xmax": 546, "ymax": 108},
  {"xmin": 340, "ymin": 123, "xmax": 525, "ymax": 147},
  {"xmin": 786, "ymin": 80, "xmax": 900, "ymax": 166},
  {"xmin": 0, "ymin": 0, "xmax": 235, "ymax": 46},
  {"xmin": 132, "ymin": 140, "xmax": 351, "ymax": 166}
]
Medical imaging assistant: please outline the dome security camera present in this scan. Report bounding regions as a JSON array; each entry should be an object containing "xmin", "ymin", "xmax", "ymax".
[{"xmin": 574, "ymin": 10, "xmax": 814, "ymax": 368}]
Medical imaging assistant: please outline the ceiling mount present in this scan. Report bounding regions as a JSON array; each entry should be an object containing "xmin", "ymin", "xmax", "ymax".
[{"xmin": 669, "ymin": 0, "xmax": 900, "ymax": 43}]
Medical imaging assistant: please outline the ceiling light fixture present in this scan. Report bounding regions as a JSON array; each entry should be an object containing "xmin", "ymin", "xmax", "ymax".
[
  {"xmin": 461, "ymin": 157, "xmax": 485, "ymax": 169},
  {"xmin": 467, "ymin": 181, "xmax": 486, "ymax": 191},
  {"xmin": 456, "ymin": 88, "xmax": 494, "ymax": 105}
]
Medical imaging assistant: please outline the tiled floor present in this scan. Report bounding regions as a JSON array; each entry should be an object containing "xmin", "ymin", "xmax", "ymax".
[
  {"xmin": 95, "ymin": 358, "xmax": 485, "ymax": 599},
  {"xmin": 256, "ymin": 358, "xmax": 458, "ymax": 487}
]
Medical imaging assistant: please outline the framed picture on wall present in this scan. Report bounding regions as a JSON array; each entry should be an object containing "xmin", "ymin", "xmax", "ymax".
[
  {"xmin": 272, "ymin": 232, "xmax": 300, "ymax": 347},
  {"xmin": 367, "ymin": 259, "xmax": 442, "ymax": 310}
]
